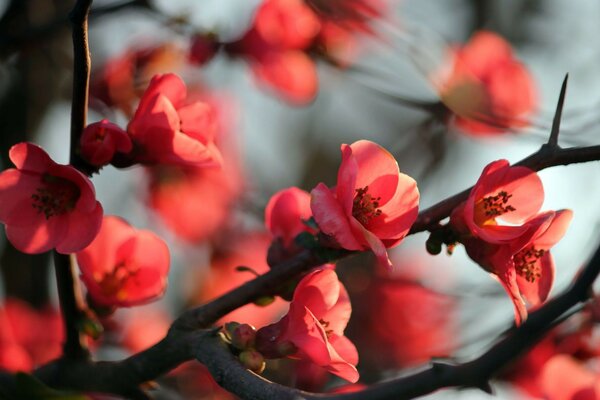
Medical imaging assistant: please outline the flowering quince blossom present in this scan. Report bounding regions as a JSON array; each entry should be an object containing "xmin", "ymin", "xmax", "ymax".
[
  {"xmin": 80, "ymin": 119, "xmax": 132, "ymax": 167},
  {"xmin": 255, "ymin": 268, "xmax": 359, "ymax": 382},
  {"xmin": 265, "ymin": 187, "xmax": 316, "ymax": 258},
  {"xmin": 126, "ymin": 73, "xmax": 222, "ymax": 167},
  {"xmin": 0, "ymin": 143, "xmax": 103, "ymax": 254},
  {"xmin": 226, "ymin": 0, "xmax": 320, "ymax": 104},
  {"xmin": 76, "ymin": 216, "xmax": 170, "ymax": 308},
  {"xmin": 540, "ymin": 355, "xmax": 600, "ymax": 400},
  {"xmin": 310, "ymin": 140, "xmax": 419, "ymax": 268},
  {"xmin": 434, "ymin": 30, "xmax": 537, "ymax": 134},
  {"xmin": 451, "ymin": 159, "xmax": 545, "ymax": 246}
]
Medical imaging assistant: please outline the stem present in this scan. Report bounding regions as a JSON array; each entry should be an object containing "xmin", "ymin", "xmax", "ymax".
[{"xmin": 53, "ymin": 252, "xmax": 89, "ymax": 359}]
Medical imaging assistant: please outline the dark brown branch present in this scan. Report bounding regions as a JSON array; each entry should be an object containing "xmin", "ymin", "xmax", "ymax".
[
  {"xmin": 52, "ymin": 0, "xmax": 94, "ymax": 361},
  {"xmin": 53, "ymin": 252, "xmax": 89, "ymax": 359},
  {"xmin": 409, "ymin": 143, "xmax": 600, "ymax": 234}
]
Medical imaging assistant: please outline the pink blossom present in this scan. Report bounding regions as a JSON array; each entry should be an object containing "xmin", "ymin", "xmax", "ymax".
[
  {"xmin": 80, "ymin": 119, "xmax": 132, "ymax": 167},
  {"xmin": 310, "ymin": 140, "xmax": 419, "ymax": 268},
  {"xmin": 265, "ymin": 187, "xmax": 313, "ymax": 247},
  {"xmin": 0, "ymin": 142, "xmax": 103, "ymax": 254},
  {"xmin": 256, "ymin": 268, "xmax": 359, "ymax": 382},
  {"xmin": 126, "ymin": 73, "xmax": 222, "ymax": 167},
  {"xmin": 76, "ymin": 216, "xmax": 170, "ymax": 308}
]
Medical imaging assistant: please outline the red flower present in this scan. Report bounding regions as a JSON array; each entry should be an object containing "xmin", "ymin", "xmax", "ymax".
[
  {"xmin": 126, "ymin": 73, "xmax": 222, "ymax": 167},
  {"xmin": 256, "ymin": 268, "xmax": 359, "ymax": 382},
  {"xmin": 486, "ymin": 210, "xmax": 573, "ymax": 325},
  {"xmin": 265, "ymin": 187, "xmax": 313, "ymax": 247},
  {"xmin": 0, "ymin": 142, "xmax": 103, "ymax": 254},
  {"xmin": 452, "ymin": 159, "xmax": 545, "ymax": 246},
  {"xmin": 435, "ymin": 30, "xmax": 537, "ymax": 134},
  {"xmin": 226, "ymin": 0, "xmax": 320, "ymax": 104},
  {"xmin": 540, "ymin": 355, "xmax": 600, "ymax": 400},
  {"xmin": 310, "ymin": 140, "xmax": 419, "ymax": 268},
  {"xmin": 80, "ymin": 119, "xmax": 132, "ymax": 167},
  {"xmin": 76, "ymin": 216, "xmax": 170, "ymax": 308},
  {"xmin": 0, "ymin": 299, "xmax": 63, "ymax": 372}
]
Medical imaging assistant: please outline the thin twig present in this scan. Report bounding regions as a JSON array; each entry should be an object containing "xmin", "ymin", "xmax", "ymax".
[{"xmin": 547, "ymin": 74, "xmax": 569, "ymax": 148}]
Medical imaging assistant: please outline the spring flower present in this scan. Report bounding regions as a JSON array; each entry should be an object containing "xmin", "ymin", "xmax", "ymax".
[
  {"xmin": 256, "ymin": 268, "xmax": 359, "ymax": 382},
  {"xmin": 452, "ymin": 159, "xmax": 544, "ymax": 246},
  {"xmin": 0, "ymin": 143, "xmax": 103, "ymax": 254},
  {"xmin": 80, "ymin": 119, "xmax": 132, "ymax": 167},
  {"xmin": 265, "ymin": 187, "xmax": 313, "ymax": 248},
  {"xmin": 76, "ymin": 216, "xmax": 170, "ymax": 308},
  {"xmin": 126, "ymin": 73, "xmax": 222, "ymax": 167},
  {"xmin": 310, "ymin": 140, "xmax": 419, "ymax": 268},
  {"xmin": 434, "ymin": 30, "xmax": 537, "ymax": 134}
]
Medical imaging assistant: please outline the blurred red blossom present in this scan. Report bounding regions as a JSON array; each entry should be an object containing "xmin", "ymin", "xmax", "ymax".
[
  {"xmin": 311, "ymin": 140, "xmax": 419, "ymax": 269},
  {"xmin": 124, "ymin": 73, "xmax": 222, "ymax": 168},
  {"xmin": 76, "ymin": 216, "xmax": 170, "ymax": 308},
  {"xmin": 0, "ymin": 142, "xmax": 103, "ymax": 254},
  {"xmin": 119, "ymin": 307, "xmax": 171, "ymax": 354},
  {"xmin": 266, "ymin": 187, "xmax": 313, "ymax": 247},
  {"xmin": 91, "ymin": 43, "xmax": 185, "ymax": 116},
  {"xmin": 434, "ymin": 30, "xmax": 537, "ymax": 134},
  {"xmin": 226, "ymin": 0, "xmax": 319, "ymax": 104},
  {"xmin": 193, "ymin": 234, "xmax": 288, "ymax": 327},
  {"xmin": 361, "ymin": 277, "xmax": 456, "ymax": 368},
  {"xmin": 256, "ymin": 268, "xmax": 359, "ymax": 382},
  {"xmin": 80, "ymin": 119, "xmax": 132, "ymax": 167},
  {"xmin": 0, "ymin": 299, "xmax": 63, "ymax": 372}
]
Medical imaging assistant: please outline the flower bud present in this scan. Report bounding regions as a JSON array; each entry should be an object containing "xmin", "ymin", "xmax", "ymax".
[
  {"xmin": 80, "ymin": 119, "xmax": 132, "ymax": 167},
  {"xmin": 231, "ymin": 323, "xmax": 257, "ymax": 350},
  {"xmin": 239, "ymin": 350, "xmax": 266, "ymax": 374}
]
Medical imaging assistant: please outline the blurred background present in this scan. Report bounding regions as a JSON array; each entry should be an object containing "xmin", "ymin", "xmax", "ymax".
[{"xmin": 1, "ymin": 0, "xmax": 600, "ymax": 398}]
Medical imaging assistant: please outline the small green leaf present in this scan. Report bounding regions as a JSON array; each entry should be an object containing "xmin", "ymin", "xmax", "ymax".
[{"xmin": 294, "ymin": 232, "xmax": 319, "ymax": 249}]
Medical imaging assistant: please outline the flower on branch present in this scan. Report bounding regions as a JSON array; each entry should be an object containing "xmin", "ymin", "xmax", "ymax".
[
  {"xmin": 0, "ymin": 142, "xmax": 103, "ymax": 254},
  {"xmin": 449, "ymin": 160, "xmax": 572, "ymax": 324},
  {"xmin": 310, "ymin": 140, "xmax": 419, "ymax": 269},
  {"xmin": 80, "ymin": 119, "xmax": 132, "ymax": 167},
  {"xmin": 256, "ymin": 268, "xmax": 359, "ymax": 383},
  {"xmin": 225, "ymin": 0, "xmax": 320, "ymax": 104},
  {"xmin": 124, "ymin": 73, "xmax": 223, "ymax": 168},
  {"xmin": 76, "ymin": 216, "xmax": 170, "ymax": 308},
  {"xmin": 433, "ymin": 30, "xmax": 537, "ymax": 135}
]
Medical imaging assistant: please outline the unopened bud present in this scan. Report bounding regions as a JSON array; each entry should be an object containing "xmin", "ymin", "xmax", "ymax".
[
  {"xmin": 222, "ymin": 322, "xmax": 240, "ymax": 343},
  {"xmin": 254, "ymin": 296, "xmax": 276, "ymax": 307},
  {"xmin": 239, "ymin": 350, "xmax": 266, "ymax": 374},
  {"xmin": 426, "ymin": 236, "xmax": 442, "ymax": 255},
  {"xmin": 231, "ymin": 323, "xmax": 257, "ymax": 350},
  {"xmin": 276, "ymin": 340, "xmax": 297, "ymax": 357}
]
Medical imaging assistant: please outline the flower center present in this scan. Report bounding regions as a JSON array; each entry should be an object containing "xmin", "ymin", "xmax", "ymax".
[
  {"xmin": 514, "ymin": 247, "xmax": 545, "ymax": 283},
  {"xmin": 352, "ymin": 186, "xmax": 382, "ymax": 226},
  {"xmin": 31, "ymin": 174, "xmax": 80, "ymax": 219},
  {"xmin": 318, "ymin": 318, "xmax": 333, "ymax": 338},
  {"xmin": 475, "ymin": 190, "xmax": 516, "ymax": 225},
  {"xmin": 98, "ymin": 261, "xmax": 138, "ymax": 300}
]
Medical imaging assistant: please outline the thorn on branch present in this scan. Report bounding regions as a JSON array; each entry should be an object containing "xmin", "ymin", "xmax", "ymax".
[{"xmin": 547, "ymin": 73, "xmax": 569, "ymax": 148}]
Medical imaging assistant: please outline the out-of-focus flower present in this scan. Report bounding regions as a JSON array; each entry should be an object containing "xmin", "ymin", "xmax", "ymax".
[
  {"xmin": 0, "ymin": 299, "xmax": 63, "ymax": 372},
  {"xmin": 451, "ymin": 159, "xmax": 544, "ymax": 246},
  {"xmin": 91, "ymin": 43, "xmax": 185, "ymax": 116},
  {"xmin": 125, "ymin": 73, "xmax": 222, "ymax": 168},
  {"xmin": 119, "ymin": 307, "xmax": 171, "ymax": 353},
  {"xmin": 225, "ymin": 0, "xmax": 320, "ymax": 104},
  {"xmin": 307, "ymin": 0, "xmax": 387, "ymax": 62},
  {"xmin": 256, "ymin": 268, "xmax": 359, "ymax": 382},
  {"xmin": 433, "ymin": 30, "xmax": 537, "ymax": 134},
  {"xmin": 363, "ymin": 277, "xmax": 456, "ymax": 367},
  {"xmin": 540, "ymin": 355, "xmax": 600, "ymax": 400},
  {"xmin": 192, "ymin": 234, "xmax": 289, "ymax": 327},
  {"xmin": 76, "ymin": 216, "xmax": 170, "ymax": 308},
  {"xmin": 310, "ymin": 140, "xmax": 419, "ymax": 268},
  {"xmin": 80, "ymin": 119, "xmax": 132, "ymax": 167},
  {"xmin": 0, "ymin": 142, "xmax": 103, "ymax": 254}
]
